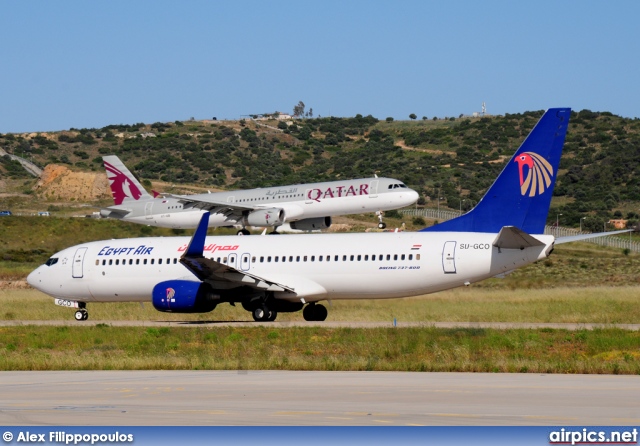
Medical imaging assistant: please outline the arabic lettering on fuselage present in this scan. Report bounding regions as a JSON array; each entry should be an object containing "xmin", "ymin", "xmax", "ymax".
[
  {"xmin": 306, "ymin": 184, "xmax": 369, "ymax": 202},
  {"xmin": 98, "ymin": 245, "xmax": 154, "ymax": 256},
  {"xmin": 265, "ymin": 187, "xmax": 298, "ymax": 196},
  {"xmin": 177, "ymin": 243, "xmax": 239, "ymax": 253}
]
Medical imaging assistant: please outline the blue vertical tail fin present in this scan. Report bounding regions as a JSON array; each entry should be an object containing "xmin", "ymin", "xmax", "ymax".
[{"xmin": 420, "ymin": 108, "xmax": 571, "ymax": 234}]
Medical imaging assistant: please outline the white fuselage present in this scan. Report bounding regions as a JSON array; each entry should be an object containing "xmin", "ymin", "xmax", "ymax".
[
  {"xmin": 106, "ymin": 178, "xmax": 418, "ymax": 229},
  {"xmin": 27, "ymin": 231, "xmax": 555, "ymax": 304}
]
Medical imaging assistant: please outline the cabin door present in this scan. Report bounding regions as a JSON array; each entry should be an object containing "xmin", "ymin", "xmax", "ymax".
[
  {"xmin": 369, "ymin": 180, "xmax": 379, "ymax": 198},
  {"xmin": 72, "ymin": 247, "xmax": 88, "ymax": 278},
  {"xmin": 442, "ymin": 241, "xmax": 457, "ymax": 274}
]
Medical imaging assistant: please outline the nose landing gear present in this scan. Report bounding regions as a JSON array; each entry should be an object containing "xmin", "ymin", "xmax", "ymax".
[
  {"xmin": 376, "ymin": 211, "xmax": 387, "ymax": 229},
  {"xmin": 74, "ymin": 309, "xmax": 88, "ymax": 321}
]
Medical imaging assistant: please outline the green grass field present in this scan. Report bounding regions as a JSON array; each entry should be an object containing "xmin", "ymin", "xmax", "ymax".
[{"xmin": 1, "ymin": 325, "xmax": 638, "ymax": 374}]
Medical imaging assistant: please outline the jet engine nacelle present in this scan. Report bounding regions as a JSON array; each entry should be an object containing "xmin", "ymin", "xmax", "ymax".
[
  {"xmin": 152, "ymin": 280, "xmax": 218, "ymax": 313},
  {"xmin": 244, "ymin": 208, "xmax": 285, "ymax": 227},
  {"xmin": 289, "ymin": 216, "xmax": 332, "ymax": 231}
]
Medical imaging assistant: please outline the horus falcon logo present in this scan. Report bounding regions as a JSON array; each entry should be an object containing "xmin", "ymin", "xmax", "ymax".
[
  {"xmin": 166, "ymin": 287, "xmax": 176, "ymax": 301},
  {"xmin": 513, "ymin": 152, "xmax": 554, "ymax": 197}
]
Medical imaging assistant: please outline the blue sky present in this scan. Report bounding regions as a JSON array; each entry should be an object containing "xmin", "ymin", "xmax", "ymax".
[{"xmin": 1, "ymin": 1, "xmax": 638, "ymax": 133}]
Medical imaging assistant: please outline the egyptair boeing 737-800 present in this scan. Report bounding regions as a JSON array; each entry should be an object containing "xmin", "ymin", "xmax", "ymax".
[
  {"xmin": 28, "ymin": 108, "xmax": 630, "ymax": 322},
  {"xmin": 100, "ymin": 156, "xmax": 419, "ymax": 233}
]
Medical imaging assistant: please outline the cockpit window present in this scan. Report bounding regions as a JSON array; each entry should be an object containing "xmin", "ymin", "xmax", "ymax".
[
  {"xmin": 45, "ymin": 257, "xmax": 59, "ymax": 266},
  {"xmin": 388, "ymin": 183, "xmax": 408, "ymax": 189}
]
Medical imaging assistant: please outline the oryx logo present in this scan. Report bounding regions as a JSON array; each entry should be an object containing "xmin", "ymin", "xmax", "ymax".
[
  {"xmin": 513, "ymin": 152, "xmax": 554, "ymax": 197},
  {"xmin": 104, "ymin": 160, "xmax": 143, "ymax": 205}
]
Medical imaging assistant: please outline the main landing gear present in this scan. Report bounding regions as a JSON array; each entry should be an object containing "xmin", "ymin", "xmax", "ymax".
[
  {"xmin": 252, "ymin": 306, "xmax": 277, "ymax": 322},
  {"xmin": 376, "ymin": 211, "xmax": 387, "ymax": 229},
  {"xmin": 237, "ymin": 228, "xmax": 251, "ymax": 236},
  {"xmin": 303, "ymin": 303, "xmax": 328, "ymax": 321}
]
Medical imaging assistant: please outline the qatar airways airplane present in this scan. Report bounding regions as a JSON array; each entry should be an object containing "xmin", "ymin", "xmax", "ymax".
[
  {"xmin": 100, "ymin": 155, "xmax": 418, "ymax": 233},
  {"xmin": 27, "ymin": 108, "xmax": 628, "ymax": 322}
]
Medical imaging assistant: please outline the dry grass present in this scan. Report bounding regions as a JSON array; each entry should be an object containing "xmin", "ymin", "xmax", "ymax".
[{"xmin": 2, "ymin": 286, "xmax": 640, "ymax": 324}]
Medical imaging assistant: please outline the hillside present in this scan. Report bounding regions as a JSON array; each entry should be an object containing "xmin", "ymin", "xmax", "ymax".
[{"xmin": 1, "ymin": 110, "xmax": 640, "ymax": 231}]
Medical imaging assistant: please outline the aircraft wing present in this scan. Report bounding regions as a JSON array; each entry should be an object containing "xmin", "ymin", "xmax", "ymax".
[
  {"xmin": 179, "ymin": 213, "xmax": 295, "ymax": 294},
  {"xmin": 555, "ymin": 229, "xmax": 634, "ymax": 245},
  {"xmin": 163, "ymin": 193, "xmax": 260, "ymax": 221}
]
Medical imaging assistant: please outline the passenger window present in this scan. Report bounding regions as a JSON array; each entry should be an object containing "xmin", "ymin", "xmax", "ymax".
[
  {"xmin": 386, "ymin": 255, "xmax": 391, "ymax": 261},
  {"xmin": 136, "ymin": 259, "xmax": 140, "ymax": 265},
  {"xmin": 174, "ymin": 258, "xmax": 177, "ymax": 264},
  {"xmin": 303, "ymin": 256, "xmax": 307, "ymax": 262},
  {"xmin": 115, "ymin": 259, "xmax": 119, "ymax": 265},
  {"xmin": 158, "ymin": 259, "xmax": 162, "ymax": 265},
  {"xmin": 282, "ymin": 256, "xmax": 286, "ymax": 263},
  {"xmin": 343, "ymin": 255, "xmax": 347, "ymax": 261},
  {"xmin": 95, "ymin": 260, "xmax": 99, "ymax": 266},
  {"xmin": 364, "ymin": 255, "xmax": 368, "ymax": 261},
  {"xmin": 335, "ymin": 255, "xmax": 339, "ymax": 261},
  {"xmin": 401, "ymin": 254, "xmax": 405, "ymax": 260},
  {"xmin": 416, "ymin": 254, "xmax": 421, "ymax": 260},
  {"xmin": 319, "ymin": 256, "xmax": 323, "ymax": 261},
  {"xmin": 409, "ymin": 254, "xmax": 413, "ymax": 260},
  {"xmin": 260, "ymin": 256, "xmax": 264, "ymax": 263},
  {"xmin": 289, "ymin": 256, "xmax": 294, "ymax": 262},
  {"xmin": 394, "ymin": 255, "xmax": 398, "ymax": 261},
  {"xmin": 166, "ymin": 258, "xmax": 170, "ymax": 264},
  {"xmin": 143, "ymin": 259, "xmax": 147, "ymax": 265},
  {"xmin": 296, "ymin": 256, "xmax": 300, "ymax": 262},
  {"xmin": 357, "ymin": 255, "xmax": 361, "ymax": 261},
  {"xmin": 350, "ymin": 255, "xmax": 354, "ymax": 261},
  {"xmin": 275, "ymin": 256, "xmax": 279, "ymax": 262},
  {"xmin": 311, "ymin": 256, "xmax": 315, "ymax": 262},
  {"xmin": 109, "ymin": 259, "xmax": 113, "ymax": 265}
]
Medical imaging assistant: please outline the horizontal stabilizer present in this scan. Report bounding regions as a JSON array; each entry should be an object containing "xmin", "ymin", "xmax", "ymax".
[
  {"xmin": 555, "ymin": 229, "xmax": 634, "ymax": 245},
  {"xmin": 492, "ymin": 226, "xmax": 545, "ymax": 250}
]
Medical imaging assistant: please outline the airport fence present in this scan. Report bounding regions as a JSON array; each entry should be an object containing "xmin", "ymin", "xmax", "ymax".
[{"xmin": 401, "ymin": 209, "xmax": 640, "ymax": 253}]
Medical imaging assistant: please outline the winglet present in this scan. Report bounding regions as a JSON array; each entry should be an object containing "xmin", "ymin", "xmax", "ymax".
[
  {"xmin": 421, "ymin": 108, "xmax": 571, "ymax": 234},
  {"xmin": 183, "ymin": 212, "xmax": 210, "ymax": 258}
]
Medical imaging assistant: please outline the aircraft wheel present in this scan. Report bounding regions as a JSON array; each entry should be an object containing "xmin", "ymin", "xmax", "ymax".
[
  {"xmin": 252, "ymin": 307, "xmax": 266, "ymax": 321},
  {"xmin": 82, "ymin": 310, "xmax": 89, "ymax": 321},
  {"xmin": 238, "ymin": 229, "xmax": 251, "ymax": 236},
  {"xmin": 378, "ymin": 222, "xmax": 387, "ymax": 229},
  {"xmin": 314, "ymin": 304, "xmax": 328, "ymax": 321},
  {"xmin": 75, "ymin": 310, "xmax": 88, "ymax": 321},
  {"xmin": 303, "ymin": 304, "xmax": 315, "ymax": 321},
  {"xmin": 267, "ymin": 310, "xmax": 278, "ymax": 321}
]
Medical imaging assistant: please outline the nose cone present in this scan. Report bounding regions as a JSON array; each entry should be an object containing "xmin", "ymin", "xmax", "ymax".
[
  {"xmin": 407, "ymin": 189, "xmax": 420, "ymax": 205},
  {"xmin": 27, "ymin": 266, "xmax": 43, "ymax": 291}
]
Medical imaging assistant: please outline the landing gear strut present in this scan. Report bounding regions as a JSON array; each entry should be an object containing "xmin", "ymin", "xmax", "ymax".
[
  {"xmin": 303, "ymin": 303, "xmax": 328, "ymax": 321},
  {"xmin": 376, "ymin": 211, "xmax": 387, "ymax": 229}
]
